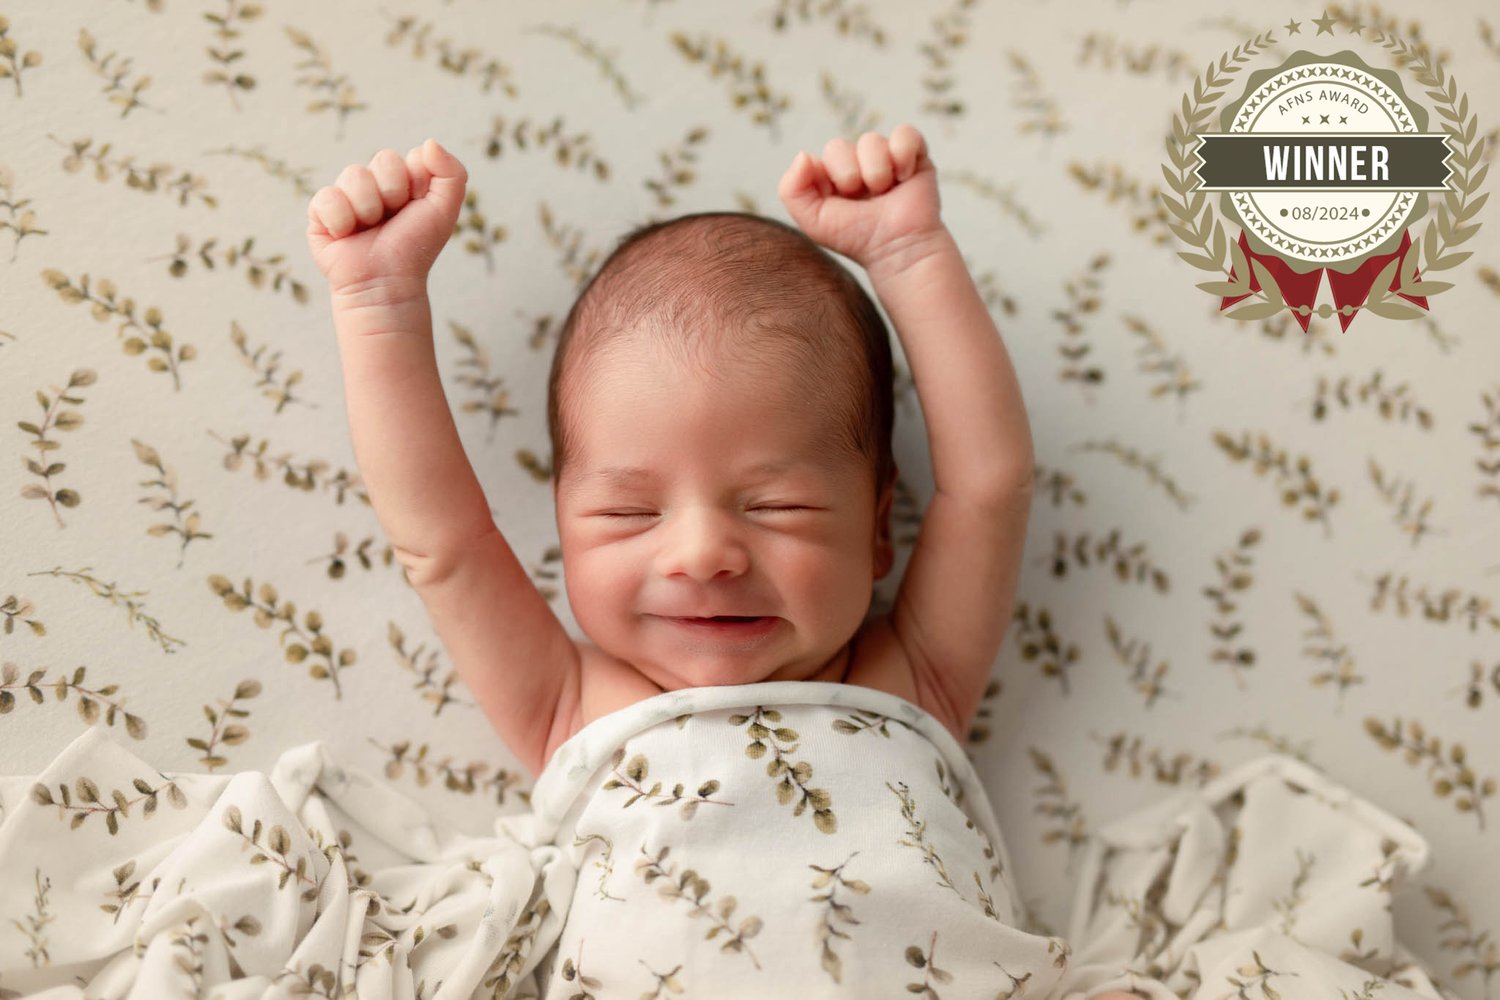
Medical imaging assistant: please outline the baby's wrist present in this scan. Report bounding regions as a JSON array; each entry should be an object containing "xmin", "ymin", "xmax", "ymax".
[
  {"xmin": 863, "ymin": 225, "xmax": 955, "ymax": 283},
  {"xmin": 329, "ymin": 274, "xmax": 430, "ymax": 315}
]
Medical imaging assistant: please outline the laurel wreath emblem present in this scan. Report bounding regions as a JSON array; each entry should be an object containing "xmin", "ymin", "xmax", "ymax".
[{"xmin": 1162, "ymin": 24, "xmax": 1490, "ymax": 323}]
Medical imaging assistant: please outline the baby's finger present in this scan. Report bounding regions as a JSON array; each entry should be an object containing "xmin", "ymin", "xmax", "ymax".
[
  {"xmin": 337, "ymin": 164, "xmax": 385, "ymax": 228},
  {"xmin": 368, "ymin": 149, "xmax": 411, "ymax": 215},
  {"xmin": 889, "ymin": 124, "xmax": 928, "ymax": 182},
  {"xmin": 406, "ymin": 145, "xmax": 432, "ymax": 201},
  {"xmin": 821, "ymin": 137, "xmax": 864, "ymax": 197},
  {"xmin": 309, "ymin": 185, "xmax": 355, "ymax": 240},
  {"xmin": 855, "ymin": 131, "xmax": 894, "ymax": 195}
]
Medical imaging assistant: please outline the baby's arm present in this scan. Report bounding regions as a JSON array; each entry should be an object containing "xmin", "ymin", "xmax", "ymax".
[
  {"xmin": 306, "ymin": 140, "xmax": 579, "ymax": 778},
  {"xmin": 779, "ymin": 127, "xmax": 1035, "ymax": 742}
]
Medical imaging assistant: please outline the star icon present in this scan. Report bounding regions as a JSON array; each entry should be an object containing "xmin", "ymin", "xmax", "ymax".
[
  {"xmin": 1339, "ymin": 115, "xmax": 1348, "ymax": 124},
  {"xmin": 1312, "ymin": 10, "xmax": 1337, "ymax": 35},
  {"xmin": 1284, "ymin": 18, "xmax": 1302, "ymax": 34},
  {"xmin": 1320, "ymin": 114, "xmax": 1330, "ymax": 124},
  {"xmin": 1302, "ymin": 115, "xmax": 1311, "ymax": 124},
  {"xmin": 1347, "ymin": 19, "xmax": 1364, "ymax": 35}
]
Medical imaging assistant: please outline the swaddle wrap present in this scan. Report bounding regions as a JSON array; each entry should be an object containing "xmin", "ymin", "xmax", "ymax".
[{"xmin": 0, "ymin": 681, "xmax": 1447, "ymax": 999}]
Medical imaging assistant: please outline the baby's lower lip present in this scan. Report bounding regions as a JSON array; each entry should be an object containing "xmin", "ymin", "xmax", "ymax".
[{"xmin": 662, "ymin": 616, "xmax": 778, "ymax": 634}]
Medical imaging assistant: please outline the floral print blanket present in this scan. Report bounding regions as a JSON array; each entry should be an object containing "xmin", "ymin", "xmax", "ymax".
[{"xmin": 0, "ymin": 682, "xmax": 1449, "ymax": 999}]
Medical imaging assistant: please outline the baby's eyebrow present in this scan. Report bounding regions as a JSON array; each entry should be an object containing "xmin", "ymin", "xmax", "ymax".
[{"xmin": 569, "ymin": 459, "xmax": 809, "ymax": 496}]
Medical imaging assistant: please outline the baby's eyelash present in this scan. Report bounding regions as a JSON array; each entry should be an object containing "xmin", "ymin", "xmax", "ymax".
[{"xmin": 596, "ymin": 506, "xmax": 809, "ymax": 519}]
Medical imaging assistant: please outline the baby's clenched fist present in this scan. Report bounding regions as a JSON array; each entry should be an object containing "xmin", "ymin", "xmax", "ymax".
[{"xmin": 306, "ymin": 138, "xmax": 467, "ymax": 304}]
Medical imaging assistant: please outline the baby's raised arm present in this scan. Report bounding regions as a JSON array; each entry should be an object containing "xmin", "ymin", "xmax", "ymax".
[
  {"xmin": 779, "ymin": 126, "xmax": 1036, "ymax": 743},
  {"xmin": 306, "ymin": 140, "xmax": 579, "ymax": 778}
]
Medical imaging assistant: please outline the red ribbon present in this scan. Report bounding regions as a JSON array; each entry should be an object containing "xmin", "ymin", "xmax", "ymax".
[{"xmin": 1220, "ymin": 229, "xmax": 1428, "ymax": 333}]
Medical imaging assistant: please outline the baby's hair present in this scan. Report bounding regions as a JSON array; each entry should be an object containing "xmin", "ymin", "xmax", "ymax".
[{"xmin": 547, "ymin": 211, "xmax": 896, "ymax": 500}]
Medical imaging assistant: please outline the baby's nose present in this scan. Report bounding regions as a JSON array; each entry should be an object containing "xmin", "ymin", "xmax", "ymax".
[{"xmin": 655, "ymin": 506, "xmax": 750, "ymax": 581}]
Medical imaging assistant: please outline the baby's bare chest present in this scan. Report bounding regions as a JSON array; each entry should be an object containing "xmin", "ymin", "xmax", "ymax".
[{"xmin": 567, "ymin": 614, "xmax": 924, "ymax": 738}]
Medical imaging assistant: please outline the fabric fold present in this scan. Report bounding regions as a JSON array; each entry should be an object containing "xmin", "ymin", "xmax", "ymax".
[{"xmin": 0, "ymin": 682, "xmax": 1446, "ymax": 1000}]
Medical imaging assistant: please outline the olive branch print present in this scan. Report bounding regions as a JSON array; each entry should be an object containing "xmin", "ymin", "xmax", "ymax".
[
  {"xmin": 524, "ymin": 24, "xmax": 644, "ymax": 109},
  {"xmin": 904, "ymin": 932, "xmax": 955, "ymax": 998},
  {"xmin": 1311, "ymin": 370, "xmax": 1434, "ymax": 429},
  {"xmin": 1012, "ymin": 602, "xmax": 1079, "ymax": 695},
  {"xmin": 1069, "ymin": 162, "xmax": 1175, "ymax": 248},
  {"xmin": 387, "ymin": 620, "xmax": 470, "ymax": 715},
  {"xmin": 32, "ymin": 771, "xmax": 187, "ymax": 835},
  {"xmin": 772, "ymin": 0, "xmax": 887, "ymax": 47},
  {"xmin": 373, "ymin": 737, "xmax": 527, "ymax": 806},
  {"xmin": 1006, "ymin": 51, "xmax": 1067, "ymax": 136},
  {"xmin": 207, "ymin": 576, "xmax": 356, "ymax": 697},
  {"xmin": 1367, "ymin": 457, "xmax": 1443, "ymax": 547},
  {"xmin": 50, "ymin": 134, "xmax": 218, "ymax": 207},
  {"xmin": 730, "ymin": 707, "xmax": 837, "ymax": 833},
  {"xmin": 188, "ymin": 678, "xmax": 260, "ymax": 770},
  {"xmin": 634, "ymin": 843, "xmax": 764, "ymax": 970},
  {"xmin": 918, "ymin": 0, "xmax": 977, "ymax": 118},
  {"xmin": 485, "ymin": 114, "xmax": 609, "ymax": 180},
  {"xmin": 159, "ymin": 233, "xmax": 311, "ymax": 303},
  {"xmin": 1424, "ymin": 884, "xmax": 1500, "ymax": 997},
  {"xmin": 0, "ymin": 15, "xmax": 42, "ymax": 97},
  {"xmin": 1078, "ymin": 32, "xmax": 1195, "ymax": 81},
  {"xmin": 573, "ymin": 832, "xmax": 625, "ymax": 902},
  {"xmin": 1205, "ymin": 528, "xmax": 1260, "ymax": 689},
  {"xmin": 222, "ymin": 805, "xmax": 319, "ymax": 901},
  {"xmin": 1098, "ymin": 731, "xmax": 1220, "ymax": 787},
  {"xmin": 1294, "ymin": 592, "xmax": 1366, "ymax": 703},
  {"xmin": 450, "ymin": 320, "xmax": 520, "ymax": 439},
  {"xmin": 41, "ymin": 271, "xmax": 193, "ymax": 388},
  {"xmin": 382, "ymin": 13, "xmax": 518, "ymax": 97},
  {"xmin": 231, "ymin": 321, "xmax": 311, "ymax": 414},
  {"xmin": 821, "ymin": 72, "xmax": 881, "ymax": 137},
  {"xmin": 10, "ymin": 868, "xmax": 52, "ymax": 968},
  {"xmin": 78, "ymin": 27, "xmax": 156, "ymax": 118},
  {"xmin": 451, "ymin": 191, "xmax": 508, "ymax": 272},
  {"xmin": 132, "ymin": 439, "xmax": 214, "ymax": 568},
  {"xmin": 950, "ymin": 171, "xmax": 1045, "ymax": 238},
  {"xmin": 203, "ymin": 0, "xmax": 261, "ymax": 110},
  {"xmin": 480, "ymin": 897, "xmax": 552, "ymax": 996},
  {"xmin": 1367, "ymin": 571, "xmax": 1500, "ymax": 632},
  {"xmin": 1212, "ymin": 430, "xmax": 1339, "ymax": 537},
  {"xmin": 1458, "ymin": 659, "xmax": 1500, "ymax": 710},
  {"xmin": 285, "ymin": 25, "xmax": 367, "ymax": 139},
  {"xmin": 558, "ymin": 942, "xmax": 605, "ymax": 998},
  {"xmin": 17, "ymin": 367, "xmax": 95, "ymax": 525},
  {"xmin": 1030, "ymin": 748, "xmax": 1089, "ymax": 862},
  {"xmin": 204, "ymin": 143, "xmax": 317, "ymax": 197},
  {"xmin": 1103, "ymin": 615, "xmax": 1174, "ymax": 708},
  {"xmin": 668, "ymin": 33, "xmax": 790, "ymax": 138},
  {"xmin": 1072, "ymin": 439, "xmax": 1194, "ymax": 511},
  {"xmin": 1230, "ymin": 953, "xmax": 1302, "ymax": 995},
  {"xmin": 539, "ymin": 200, "xmax": 602, "ymax": 289},
  {"xmin": 1365, "ymin": 717, "xmax": 1495, "ymax": 830},
  {"xmin": 603, "ymin": 747, "xmax": 733, "ymax": 819},
  {"xmin": 1051, "ymin": 254, "xmax": 1109, "ymax": 395},
  {"xmin": 887, "ymin": 780, "xmax": 962, "ymax": 898},
  {"xmin": 0, "ymin": 164, "xmax": 48, "ymax": 262},
  {"xmin": 809, "ymin": 851, "xmax": 868, "ymax": 983},
  {"xmin": 1045, "ymin": 527, "xmax": 1171, "ymax": 593},
  {"xmin": 830, "ymin": 707, "xmax": 911, "ymax": 737},
  {"xmin": 1, "ymin": 663, "xmax": 147, "ymax": 739},
  {"xmin": 101, "ymin": 858, "xmax": 153, "ymax": 925},
  {"xmin": 1469, "ymin": 385, "xmax": 1500, "ymax": 505},
  {"xmin": 27, "ymin": 566, "xmax": 186, "ymax": 654},
  {"xmin": 210, "ymin": 431, "xmax": 370, "ymax": 505},
  {"xmin": 0, "ymin": 594, "xmax": 45, "ymax": 638},
  {"xmin": 645, "ymin": 125, "xmax": 708, "ymax": 208}
]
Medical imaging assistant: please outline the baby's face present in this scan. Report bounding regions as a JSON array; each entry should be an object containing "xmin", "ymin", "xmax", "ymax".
[{"xmin": 555, "ymin": 346, "xmax": 892, "ymax": 691}]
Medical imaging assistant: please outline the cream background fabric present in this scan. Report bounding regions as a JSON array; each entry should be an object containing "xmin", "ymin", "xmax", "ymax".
[{"xmin": 1, "ymin": 2, "xmax": 1497, "ymax": 997}]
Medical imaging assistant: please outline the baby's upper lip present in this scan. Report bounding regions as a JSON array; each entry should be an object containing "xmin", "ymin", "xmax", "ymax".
[{"xmin": 660, "ymin": 612, "xmax": 771, "ymax": 619}]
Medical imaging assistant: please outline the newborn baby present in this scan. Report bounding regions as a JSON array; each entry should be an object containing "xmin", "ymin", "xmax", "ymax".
[
  {"xmin": 307, "ymin": 128, "xmax": 1145, "ymax": 998},
  {"xmin": 306, "ymin": 125, "xmax": 1034, "ymax": 776}
]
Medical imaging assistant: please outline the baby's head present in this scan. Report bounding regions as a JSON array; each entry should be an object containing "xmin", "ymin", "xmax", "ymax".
[{"xmin": 547, "ymin": 211, "xmax": 899, "ymax": 690}]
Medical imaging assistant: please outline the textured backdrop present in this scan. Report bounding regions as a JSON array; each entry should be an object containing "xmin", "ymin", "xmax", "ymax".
[{"xmin": 1, "ymin": 1, "xmax": 1497, "ymax": 996}]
